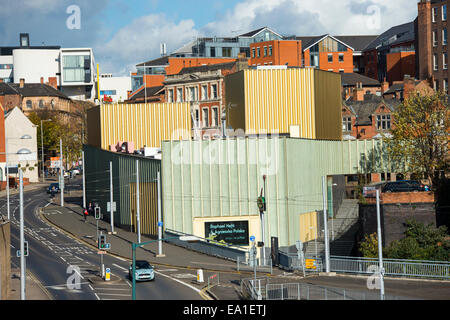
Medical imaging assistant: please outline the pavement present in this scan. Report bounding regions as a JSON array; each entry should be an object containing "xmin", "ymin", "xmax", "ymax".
[{"xmin": 5, "ymin": 177, "xmax": 450, "ymax": 300}]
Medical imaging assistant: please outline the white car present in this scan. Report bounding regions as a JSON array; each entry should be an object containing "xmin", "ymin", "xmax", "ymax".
[{"xmin": 71, "ymin": 169, "xmax": 81, "ymax": 176}]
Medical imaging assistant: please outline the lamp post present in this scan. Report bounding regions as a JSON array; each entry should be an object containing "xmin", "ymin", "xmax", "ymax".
[
  {"xmin": 16, "ymin": 148, "xmax": 32, "ymax": 300},
  {"xmin": 40, "ymin": 119, "xmax": 52, "ymax": 183}
]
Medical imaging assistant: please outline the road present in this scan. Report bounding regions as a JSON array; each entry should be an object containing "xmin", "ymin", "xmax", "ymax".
[{"xmin": 5, "ymin": 182, "xmax": 203, "ymax": 300}]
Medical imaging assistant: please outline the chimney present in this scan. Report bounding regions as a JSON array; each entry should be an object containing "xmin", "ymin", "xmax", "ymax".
[
  {"xmin": 353, "ymin": 82, "xmax": 364, "ymax": 101},
  {"xmin": 403, "ymin": 74, "xmax": 415, "ymax": 99},
  {"xmin": 40, "ymin": 77, "xmax": 44, "ymax": 84},
  {"xmin": 20, "ymin": 78, "xmax": 25, "ymax": 88},
  {"xmin": 48, "ymin": 77, "xmax": 57, "ymax": 89},
  {"xmin": 381, "ymin": 77, "xmax": 389, "ymax": 94}
]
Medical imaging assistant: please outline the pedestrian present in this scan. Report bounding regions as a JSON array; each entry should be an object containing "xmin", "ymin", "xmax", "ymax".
[
  {"xmin": 83, "ymin": 207, "xmax": 89, "ymax": 222},
  {"xmin": 88, "ymin": 202, "xmax": 94, "ymax": 216}
]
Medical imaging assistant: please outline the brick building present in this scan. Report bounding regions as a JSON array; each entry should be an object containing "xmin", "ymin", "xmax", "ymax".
[
  {"xmin": 163, "ymin": 58, "xmax": 248, "ymax": 138},
  {"xmin": 129, "ymin": 56, "xmax": 238, "ymax": 99},
  {"xmin": 364, "ymin": 21, "xmax": 416, "ymax": 83},
  {"xmin": 417, "ymin": 0, "xmax": 449, "ymax": 93},
  {"xmin": 0, "ymin": 79, "xmax": 74, "ymax": 116},
  {"xmin": 341, "ymin": 72, "xmax": 382, "ymax": 100},
  {"xmin": 249, "ymin": 40, "xmax": 302, "ymax": 67}
]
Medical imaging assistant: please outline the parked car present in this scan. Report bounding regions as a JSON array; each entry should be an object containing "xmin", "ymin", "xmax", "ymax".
[
  {"xmin": 381, "ymin": 180, "xmax": 425, "ymax": 193},
  {"xmin": 47, "ymin": 183, "xmax": 60, "ymax": 194},
  {"xmin": 129, "ymin": 260, "xmax": 155, "ymax": 282},
  {"xmin": 70, "ymin": 168, "xmax": 81, "ymax": 176}
]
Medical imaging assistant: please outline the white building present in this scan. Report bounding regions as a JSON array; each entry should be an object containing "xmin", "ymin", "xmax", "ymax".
[
  {"xmin": 99, "ymin": 74, "xmax": 132, "ymax": 103},
  {"xmin": 4, "ymin": 107, "xmax": 39, "ymax": 183},
  {"xmin": 0, "ymin": 34, "xmax": 96, "ymax": 101}
]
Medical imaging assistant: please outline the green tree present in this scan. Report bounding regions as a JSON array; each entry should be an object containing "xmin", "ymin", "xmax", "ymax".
[
  {"xmin": 387, "ymin": 91, "xmax": 450, "ymax": 188},
  {"xmin": 358, "ymin": 233, "xmax": 380, "ymax": 258}
]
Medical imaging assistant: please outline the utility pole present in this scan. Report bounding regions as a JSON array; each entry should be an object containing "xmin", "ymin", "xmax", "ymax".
[
  {"xmin": 60, "ymin": 139, "xmax": 64, "ymax": 207},
  {"xmin": 156, "ymin": 171, "xmax": 165, "ymax": 257},
  {"xmin": 19, "ymin": 169, "xmax": 26, "ymax": 300},
  {"xmin": 5, "ymin": 139, "xmax": 10, "ymax": 220},
  {"xmin": 82, "ymin": 151, "xmax": 86, "ymax": 210},
  {"xmin": 376, "ymin": 190, "xmax": 385, "ymax": 300},
  {"xmin": 322, "ymin": 176, "xmax": 330, "ymax": 273},
  {"xmin": 136, "ymin": 160, "xmax": 141, "ymax": 243},
  {"xmin": 109, "ymin": 161, "xmax": 115, "ymax": 234},
  {"xmin": 261, "ymin": 175, "xmax": 266, "ymax": 265}
]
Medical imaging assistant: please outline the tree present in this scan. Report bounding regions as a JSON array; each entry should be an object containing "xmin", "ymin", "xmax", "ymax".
[
  {"xmin": 358, "ymin": 233, "xmax": 380, "ymax": 258},
  {"xmin": 387, "ymin": 91, "xmax": 450, "ymax": 188}
]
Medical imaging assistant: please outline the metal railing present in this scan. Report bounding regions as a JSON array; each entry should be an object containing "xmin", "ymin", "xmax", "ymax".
[
  {"xmin": 264, "ymin": 282, "xmax": 415, "ymax": 300},
  {"xmin": 164, "ymin": 229, "xmax": 248, "ymax": 262},
  {"xmin": 278, "ymin": 251, "xmax": 323, "ymax": 273},
  {"xmin": 236, "ymin": 256, "xmax": 273, "ymax": 274},
  {"xmin": 330, "ymin": 256, "xmax": 450, "ymax": 280}
]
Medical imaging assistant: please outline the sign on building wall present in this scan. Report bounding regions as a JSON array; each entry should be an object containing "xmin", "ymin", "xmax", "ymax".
[
  {"xmin": 50, "ymin": 157, "xmax": 61, "ymax": 168},
  {"xmin": 204, "ymin": 221, "xmax": 249, "ymax": 246}
]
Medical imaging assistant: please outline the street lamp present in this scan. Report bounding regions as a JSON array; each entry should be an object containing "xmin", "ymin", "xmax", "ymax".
[{"xmin": 40, "ymin": 119, "xmax": 52, "ymax": 183}]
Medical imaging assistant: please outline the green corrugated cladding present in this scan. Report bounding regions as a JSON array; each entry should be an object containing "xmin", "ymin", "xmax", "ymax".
[
  {"xmin": 83, "ymin": 145, "xmax": 161, "ymax": 236},
  {"xmin": 161, "ymin": 137, "xmax": 402, "ymax": 247}
]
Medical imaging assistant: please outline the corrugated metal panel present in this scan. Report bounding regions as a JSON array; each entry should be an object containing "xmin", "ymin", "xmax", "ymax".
[
  {"xmin": 162, "ymin": 137, "xmax": 391, "ymax": 247},
  {"xmin": 99, "ymin": 103, "xmax": 191, "ymax": 150},
  {"xmin": 84, "ymin": 145, "xmax": 161, "ymax": 237}
]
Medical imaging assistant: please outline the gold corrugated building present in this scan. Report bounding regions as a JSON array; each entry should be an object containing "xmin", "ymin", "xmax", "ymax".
[
  {"xmin": 87, "ymin": 103, "xmax": 192, "ymax": 150},
  {"xmin": 225, "ymin": 68, "xmax": 342, "ymax": 140}
]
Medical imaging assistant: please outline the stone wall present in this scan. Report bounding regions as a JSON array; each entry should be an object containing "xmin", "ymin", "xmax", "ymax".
[{"xmin": 0, "ymin": 220, "xmax": 11, "ymax": 300}]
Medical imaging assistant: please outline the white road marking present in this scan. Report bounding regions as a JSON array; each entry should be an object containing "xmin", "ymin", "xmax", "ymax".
[
  {"xmin": 94, "ymin": 288, "xmax": 130, "ymax": 291},
  {"xmin": 155, "ymin": 271, "xmax": 203, "ymax": 294},
  {"xmin": 96, "ymin": 293, "xmax": 130, "ymax": 297},
  {"xmin": 112, "ymin": 263, "xmax": 128, "ymax": 272},
  {"xmin": 94, "ymin": 293, "xmax": 100, "ymax": 300}
]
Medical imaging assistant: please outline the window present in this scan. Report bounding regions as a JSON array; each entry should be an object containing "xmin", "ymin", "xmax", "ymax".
[
  {"xmin": 62, "ymin": 55, "xmax": 91, "ymax": 83},
  {"xmin": 26, "ymin": 100, "xmax": 32, "ymax": 109},
  {"xmin": 0, "ymin": 64, "xmax": 12, "ymax": 69},
  {"xmin": 376, "ymin": 114, "xmax": 391, "ymax": 130},
  {"xmin": 433, "ymin": 30, "xmax": 438, "ymax": 47},
  {"xmin": 269, "ymin": 45, "xmax": 272, "ymax": 56},
  {"xmin": 252, "ymin": 48, "xmax": 255, "ymax": 58},
  {"xmin": 339, "ymin": 69, "xmax": 345, "ymax": 73},
  {"xmin": 433, "ymin": 54, "xmax": 438, "ymax": 71},
  {"xmin": 177, "ymin": 88, "xmax": 183, "ymax": 102},
  {"xmin": 339, "ymin": 53, "xmax": 344, "ymax": 62},
  {"xmin": 212, "ymin": 107, "xmax": 219, "ymax": 127},
  {"xmin": 211, "ymin": 84, "xmax": 218, "ymax": 99},
  {"xmin": 167, "ymin": 89, "xmax": 174, "ymax": 103},
  {"xmin": 100, "ymin": 90, "xmax": 117, "ymax": 96},
  {"xmin": 342, "ymin": 116, "xmax": 352, "ymax": 132},
  {"xmin": 202, "ymin": 108, "xmax": 209, "ymax": 127},
  {"xmin": 433, "ymin": 7, "xmax": 438, "ymax": 22},
  {"xmin": 222, "ymin": 47, "xmax": 232, "ymax": 57},
  {"xmin": 257, "ymin": 47, "xmax": 260, "ymax": 57},
  {"xmin": 328, "ymin": 54, "xmax": 333, "ymax": 63},
  {"xmin": 264, "ymin": 46, "xmax": 267, "ymax": 57},
  {"xmin": 210, "ymin": 47, "xmax": 216, "ymax": 57},
  {"xmin": 188, "ymin": 87, "xmax": 196, "ymax": 101},
  {"xmin": 443, "ymin": 28, "xmax": 448, "ymax": 46},
  {"xmin": 39, "ymin": 100, "xmax": 44, "ymax": 108},
  {"xmin": 201, "ymin": 85, "xmax": 208, "ymax": 100},
  {"xmin": 194, "ymin": 109, "xmax": 200, "ymax": 127},
  {"xmin": 444, "ymin": 79, "xmax": 448, "ymax": 94},
  {"xmin": 444, "ymin": 53, "xmax": 448, "ymax": 69},
  {"xmin": 443, "ymin": 4, "xmax": 447, "ymax": 21}
]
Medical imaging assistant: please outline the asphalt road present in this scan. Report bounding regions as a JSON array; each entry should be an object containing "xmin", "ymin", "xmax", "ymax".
[{"xmin": 5, "ymin": 183, "xmax": 203, "ymax": 300}]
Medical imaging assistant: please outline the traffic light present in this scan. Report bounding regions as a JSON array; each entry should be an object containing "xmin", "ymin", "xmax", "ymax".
[
  {"xmin": 98, "ymin": 234, "xmax": 107, "ymax": 250},
  {"xmin": 257, "ymin": 196, "xmax": 266, "ymax": 212},
  {"xmin": 95, "ymin": 206, "xmax": 101, "ymax": 220},
  {"xmin": 23, "ymin": 241, "xmax": 29, "ymax": 257}
]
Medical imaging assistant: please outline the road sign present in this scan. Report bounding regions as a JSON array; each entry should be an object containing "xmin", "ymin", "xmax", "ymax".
[
  {"xmin": 158, "ymin": 221, "xmax": 163, "ymax": 227},
  {"xmin": 305, "ymin": 259, "xmax": 317, "ymax": 270},
  {"xmin": 250, "ymin": 235, "xmax": 255, "ymax": 242},
  {"xmin": 105, "ymin": 268, "xmax": 111, "ymax": 281},
  {"xmin": 107, "ymin": 202, "xmax": 116, "ymax": 212},
  {"xmin": 97, "ymin": 251, "xmax": 107, "ymax": 254}
]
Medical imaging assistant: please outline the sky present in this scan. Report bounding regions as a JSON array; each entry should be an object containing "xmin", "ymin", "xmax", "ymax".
[{"xmin": 0, "ymin": 0, "xmax": 419, "ymax": 76}]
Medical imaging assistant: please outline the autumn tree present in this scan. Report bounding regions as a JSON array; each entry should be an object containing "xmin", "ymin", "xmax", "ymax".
[{"xmin": 387, "ymin": 91, "xmax": 450, "ymax": 188}]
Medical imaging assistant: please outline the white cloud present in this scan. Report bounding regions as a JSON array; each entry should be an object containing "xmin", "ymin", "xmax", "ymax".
[
  {"xmin": 96, "ymin": 13, "xmax": 199, "ymax": 75},
  {"xmin": 202, "ymin": 0, "xmax": 417, "ymax": 36}
]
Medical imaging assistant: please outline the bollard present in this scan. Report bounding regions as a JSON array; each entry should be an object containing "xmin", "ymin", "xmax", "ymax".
[
  {"xmin": 197, "ymin": 269, "xmax": 204, "ymax": 283},
  {"xmin": 105, "ymin": 268, "xmax": 111, "ymax": 281}
]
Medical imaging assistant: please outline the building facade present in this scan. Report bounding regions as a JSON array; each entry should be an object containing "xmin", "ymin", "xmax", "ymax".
[
  {"xmin": 98, "ymin": 74, "xmax": 132, "ymax": 103},
  {"xmin": 0, "ymin": 34, "xmax": 96, "ymax": 101},
  {"xmin": 163, "ymin": 59, "xmax": 248, "ymax": 139},
  {"xmin": 4, "ymin": 107, "xmax": 39, "ymax": 183},
  {"xmin": 417, "ymin": 0, "xmax": 449, "ymax": 93}
]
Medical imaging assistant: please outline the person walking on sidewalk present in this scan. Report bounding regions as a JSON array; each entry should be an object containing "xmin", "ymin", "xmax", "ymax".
[
  {"xmin": 88, "ymin": 202, "xmax": 94, "ymax": 217},
  {"xmin": 83, "ymin": 207, "xmax": 89, "ymax": 222}
]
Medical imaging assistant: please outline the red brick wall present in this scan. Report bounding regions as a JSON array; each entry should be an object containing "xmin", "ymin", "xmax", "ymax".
[
  {"xmin": 386, "ymin": 51, "xmax": 416, "ymax": 83},
  {"xmin": 365, "ymin": 191, "xmax": 435, "ymax": 204},
  {"xmin": 249, "ymin": 40, "xmax": 303, "ymax": 67}
]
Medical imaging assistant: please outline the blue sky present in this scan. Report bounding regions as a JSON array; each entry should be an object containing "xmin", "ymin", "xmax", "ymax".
[{"xmin": 0, "ymin": 0, "xmax": 418, "ymax": 75}]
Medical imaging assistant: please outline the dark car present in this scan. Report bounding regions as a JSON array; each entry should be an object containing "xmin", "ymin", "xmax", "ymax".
[
  {"xmin": 382, "ymin": 180, "xmax": 425, "ymax": 193},
  {"xmin": 47, "ymin": 183, "xmax": 60, "ymax": 194}
]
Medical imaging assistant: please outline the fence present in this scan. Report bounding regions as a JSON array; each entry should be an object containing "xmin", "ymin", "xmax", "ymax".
[
  {"xmin": 164, "ymin": 229, "xmax": 248, "ymax": 262},
  {"xmin": 329, "ymin": 256, "xmax": 450, "ymax": 280},
  {"xmin": 278, "ymin": 250, "xmax": 323, "ymax": 273},
  {"xmin": 236, "ymin": 256, "xmax": 273, "ymax": 274}
]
